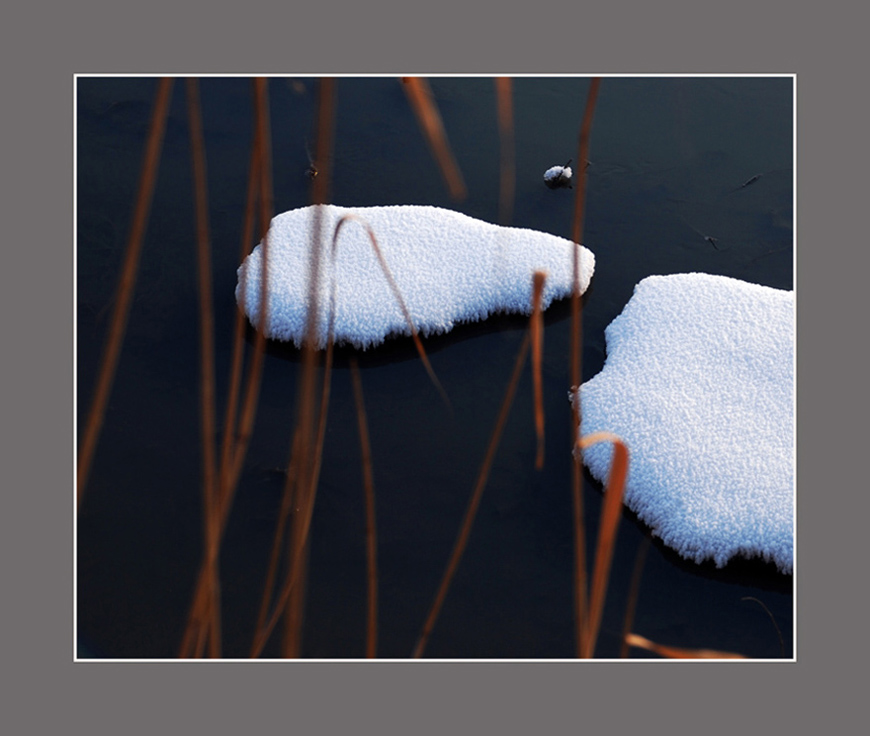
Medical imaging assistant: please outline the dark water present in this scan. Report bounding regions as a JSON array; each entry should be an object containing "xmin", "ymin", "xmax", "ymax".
[{"xmin": 76, "ymin": 76, "xmax": 794, "ymax": 659}]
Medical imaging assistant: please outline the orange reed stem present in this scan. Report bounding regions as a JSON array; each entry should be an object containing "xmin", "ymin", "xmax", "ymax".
[
  {"xmin": 414, "ymin": 329, "xmax": 531, "ymax": 658},
  {"xmin": 569, "ymin": 77, "xmax": 601, "ymax": 657},
  {"xmin": 402, "ymin": 77, "xmax": 467, "ymax": 201},
  {"xmin": 495, "ymin": 77, "xmax": 515, "ymax": 225},
  {"xmin": 77, "ymin": 77, "xmax": 173, "ymax": 508},
  {"xmin": 350, "ymin": 358, "xmax": 379, "ymax": 658}
]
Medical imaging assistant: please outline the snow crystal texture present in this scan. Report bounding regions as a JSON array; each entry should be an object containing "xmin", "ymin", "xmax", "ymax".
[
  {"xmin": 575, "ymin": 273, "xmax": 794, "ymax": 573},
  {"xmin": 235, "ymin": 204, "xmax": 595, "ymax": 349},
  {"xmin": 544, "ymin": 165, "xmax": 572, "ymax": 181}
]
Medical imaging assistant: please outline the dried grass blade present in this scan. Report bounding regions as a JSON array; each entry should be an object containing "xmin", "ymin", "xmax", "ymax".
[
  {"xmin": 570, "ymin": 78, "xmax": 601, "ymax": 249},
  {"xmin": 350, "ymin": 358, "xmax": 379, "ymax": 658},
  {"xmin": 249, "ymin": 437, "xmax": 306, "ymax": 657},
  {"xmin": 250, "ymin": 220, "xmax": 335, "ymax": 657},
  {"xmin": 413, "ymin": 329, "xmax": 531, "ymax": 658},
  {"xmin": 277, "ymin": 81, "xmax": 339, "ymax": 656},
  {"xmin": 252, "ymin": 430, "xmax": 301, "ymax": 644},
  {"xmin": 495, "ymin": 77, "xmax": 515, "ymax": 225},
  {"xmin": 310, "ymin": 78, "xmax": 336, "ymax": 207},
  {"xmin": 568, "ymin": 75, "xmax": 601, "ymax": 395},
  {"xmin": 216, "ymin": 124, "xmax": 261, "ymax": 518},
  {"xmin": 569, "ymin": 76, "xmax": 603, "ymax": 418},
  {"xmin": 530, "ymin": 271, "xmax": 546, "ymax": 469},
  {"xmin": 179, "ymin": 80, "xmax": 272, "ymax": 658},
  {"xmin": 281, "ymin": 505, "xmax": 310, "ymax": 657},
  {"xmin": 250, "ymin": 309, "xmax": 335, "ymax": 659},
  {"xmin": 577, "ymin": 431, "xmax": 629, "ymax": 658},
  {"xmin": 280, "ymin": 307, "xmax": 337, "ymax": 659},
  {"xmin": 741, "ymin": 596, "xmax": 786, "ymax": 657},
  {"xmin": 571, "ymin": 454, "xmax": 589, "ymax": 657},
  {"xmin": 77, "ymin": 77, "xmax": 173, "ymax": 508},
  {"xmin": 307, "ymin": 331, "xmax": 336, "ymax": 530},
  {"xmin": 331, "ymin": 214, "xmax": 450, "ymax": 408},
  {"xmin": 229, "ymin": 77, "xmax": 274, "ymax": 484},
  {"xmin": 620, "ymin": 535, "xmax": 650, "ymax": 658},
  {"xmin": 185, "ymin": 77, "xmax": 221, "ymax": 657},
  {"xmin": 625, "ymin": 633, "xmax": 748, "ymax": 660},
  {"xmin": 569, "ymin": 77, "xmax": 602, "ymax": 657},
  {"xmin": 569, "ymin": 75, "xmax": 602, "ymax": 417},
  {"xmin": 179, "ymin": 581, "xmax": 212, "ymax": 658},
  {"xmin": 249, "ymin": 419, "xmax": 324, "ymax": 657},
  {"xmin": 401, "ymin": 77, "xmax": 467, "ymax": 201}
]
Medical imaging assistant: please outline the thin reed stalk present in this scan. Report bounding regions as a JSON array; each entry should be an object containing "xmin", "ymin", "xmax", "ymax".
[
  {"xmin": 495, "ymin": 77, "xmax": 515, "ymax": 225},
  {"xmin": 253, "ymin": 430, "xmax": 301, "ymax": 639},
  {"xmin": 184, "ymin": 77, "xmax": 222, "ymax": 657},
  {"xmin": 253, "ymin": 78, "xmax": 457, "ymax": 652},
  {"xmin": 77, "ymin": 77, "xmax": 173, "ymax": 508},
  {"xmin": 576, "ymin": 431, "xmax": 628, "ymax": 658},
  {"xmin": 741, "ymin": 596, "xmax": 786, "ymax": 657},
  {"xmin": 216, "ymin": 124, "xmax": 261, "ymax": 519},
  {"xmin": 249, "ymin": 332, "xmax": 335, "ymax": 658},
  {"xmin": 256, "ymin": 200, "xmax": 455, "ymax": 657},
  {"xmin": 245, "ymin": 79, "xmax": 340, "ymax": 657},
  {"xmin": 624, "ymin": 633, "xmax": 747, "ymax": 659},
  {"xmin": 281, "ymin": 500, "xmax": 310, "ymax": 657},
  {"xmin": 255, "ymin": 210, "xmax": 442, "ymax": 656},
  {"xmin": 350, "ymin": 358, "xmax": 379, "ymax": 658},
  {"xmin": 530, "ymin": 272, "xmax": 546, "ymax": 469},
  {"xmin": 228, "ymin": 77, "xmax": 274, "ymax": 485},
  {"xmin": 413, "ymin": 329, "xmax": 532, "ymax": 658},
  {"xmin": 401, "ymin": 77, "xmax": 467, "ymax": 201},
  {"xmin": 263, "ymin": 212, "xmax": 442, "ymax": 657},
  {"xmin": 251, "ymin": 201, "xmax": 450, "ymax": 657},
  {"xmin": 178, "ymin": 78, "xmax": 273, "ymax": 658},
  {"xmin": 569, "ymin": 77, "xmax": 602, "ymax": 657},
  {"xmin": 310, "ymin": 78, "xmax": 336, "ymax": 208},
  {"xmin": 570, "ymin": 78, "xmax": 601, "ymax": 248},
  {"xmin": 249, "ymin": 342, "xmax": 335, "ymax": 658},
  {"xmin": 280, "ymin": 77, "xmax": 338, "ymax": 657},
  {"xmin": 620, "ymin": 535, "xmax": 650, "ymax": 658},
  {"xmin": 330, "ymin": 214, "xmax": 449, "ymax": 408}
]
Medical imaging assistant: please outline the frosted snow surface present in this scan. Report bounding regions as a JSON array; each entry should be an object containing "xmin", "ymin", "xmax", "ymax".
[
  {"xmin": 544, "ymin": 165, "xmax": 572, "ymax": 181},
  {"xmin": 236, "ymin": 204, "xmax": 595, "ymax": 349},
  {"xmin": 575, "ymin": 273, "xmax": 794, "ymax": 573}
]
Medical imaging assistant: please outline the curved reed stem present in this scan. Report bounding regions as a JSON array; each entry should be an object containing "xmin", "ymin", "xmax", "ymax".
[
  {"xmin": 530, "ymin": 271, "xmax": 546, "ymax": 469},
  {"xmin": 350, "ymin": 358, "xmax": 379, "ymax": 658},
  {"xmin": 185, "ymin": 77, "xmax": 221, "ymax": 657},
  {"xmin": 625, "ymin": 633, "xmax": 747, "ymax": 660},
  {"xmin": 576, "ymin": 431, "xmax": 628, "ymax": 658},
  {"xmin": 402, "ymin": 77, "xmax": 467, "ymax": 201},
  {"xmin": 569, "ymin": 77, "xmax": 602, "ymax": 657},
  {"xmin": 278, "ymin": 78, "xmax": 339, "ymax": 656},
  {"xmin": 228, "ymin": 77, "xmax": 274, "ymax": 485},
  {"xmin": 620, "ymin": 535, "xmax": 650, "ymax": 658},
  {"xmin": 77, "ymin": 77, "xmax": 173, "ymax": 509},
  {"xmin": 178, "ymin": 78, "xmax": 273, "ymax": 658},
  {"xmin": 413, "ymin": 329, "xmax": 531, "ymax": 658},
  {"xmin": 495, "ymin": 77, "xmax": 515, "ymax": 225},
  {"xmin": 741, "ymin": 596, "xmax": 786, "ymax": 657},
  {"xmin": 330, "ymin": 214, "xmax": 450, "ymax": 409}
]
